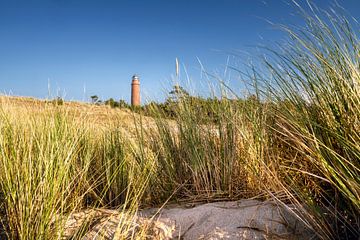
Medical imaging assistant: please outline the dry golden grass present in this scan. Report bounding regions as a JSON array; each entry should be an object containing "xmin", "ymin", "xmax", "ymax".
[{"xmin": 0, "ymin": 95, "xmax": 158, "ymax": 138}]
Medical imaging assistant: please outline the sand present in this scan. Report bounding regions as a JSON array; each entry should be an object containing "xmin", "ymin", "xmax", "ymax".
[{"xmin": 59, "ymin": 199, "xmax": 316, "ymax": 239}]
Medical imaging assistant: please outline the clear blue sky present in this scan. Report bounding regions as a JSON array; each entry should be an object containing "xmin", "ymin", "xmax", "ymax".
[{"xmin": 0, "ymin": 0, "xmax": 359, "ymax": 103}]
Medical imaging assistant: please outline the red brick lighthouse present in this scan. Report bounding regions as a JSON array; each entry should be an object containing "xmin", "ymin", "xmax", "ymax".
[{"xmin": 131, "ymin": 74, "xmax": 140, "ymax": 106}]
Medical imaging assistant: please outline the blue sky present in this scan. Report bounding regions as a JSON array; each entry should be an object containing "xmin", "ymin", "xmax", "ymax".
[{"xmin": 0, "ymin": 0, "xmax": 359, "ymax": 103}]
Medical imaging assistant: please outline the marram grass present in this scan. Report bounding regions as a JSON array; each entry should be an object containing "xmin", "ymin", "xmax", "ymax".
[
  {"xmin": 0, "ymin": 103, "xmax": 155, "ymax": 239},
  {"xmin": 0, "ymin": 2, "xmax": 359, "ymax": 240}
]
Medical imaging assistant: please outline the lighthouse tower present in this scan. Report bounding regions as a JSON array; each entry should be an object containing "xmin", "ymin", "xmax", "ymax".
[{"xmin": 131, "ymin": 74, "xmax": 140, "ymax": 106}]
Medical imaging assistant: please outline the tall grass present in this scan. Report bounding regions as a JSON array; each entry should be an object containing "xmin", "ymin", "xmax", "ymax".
[
  {"xmin": 0, "ymin": 106, "xmax": 91, "ymax": 239},
  {"xmin": 143, "ymin": 92, "xmax": 288, "ymax": 206},
  {"xmin": 0, "ymin": 102, "xmax": 155, "ymax": 239},
  {"xmin": 258, "ymin": 3, "xmax": 360, "ymax": 238},
  {"xmin": 0, "ymin": 2, "xmax": 359, "ymax": 239},
  {"xmin": 140, "ymin": 3, "xmax": 360, "ymax": 238}
]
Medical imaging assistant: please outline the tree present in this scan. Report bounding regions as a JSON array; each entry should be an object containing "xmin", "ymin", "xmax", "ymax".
[
  {"xmin": 105, "ymin": 98, "xmax": 116, "ymax": 108},
  {"xmin": 168, "ymin": 84, "xmax": 189, "ymax": 102},
  {"xmin": 118, "ymin": 99, "xmax": 129, "ymax": 108},
  {"xmin": 90, "ymin": 95, "xmax": 99, "ymax": 104}
]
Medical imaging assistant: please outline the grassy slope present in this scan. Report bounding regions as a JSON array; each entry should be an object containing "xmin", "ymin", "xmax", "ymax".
[
  {"xmin": 0, "ymin": 96, "xmax": 157, "ymax": 239},
  {"xmin": 0, "ymin": 4, "xmax": 359, "ymax": 238}
]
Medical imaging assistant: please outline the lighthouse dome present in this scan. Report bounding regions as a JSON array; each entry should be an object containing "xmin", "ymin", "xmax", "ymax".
[{"xmin": 132, "ymin": 75, "xmax": 139, "ymax": 81}]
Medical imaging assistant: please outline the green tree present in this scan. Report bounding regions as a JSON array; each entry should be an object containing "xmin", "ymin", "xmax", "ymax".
[
  {"xmin": 105, "ymin": 98, "xmax": 116, "ymax": 108},
  {"xmin": 90, "ymin": 95, "xmax": 99, "ymax": 104},
  {"xmin": 168, "ymin": 84, "xmax": 189, "ymax": 102},
  {"xmin": 118, "ymin": 99, "xmax": 129, "ymax": 108}
]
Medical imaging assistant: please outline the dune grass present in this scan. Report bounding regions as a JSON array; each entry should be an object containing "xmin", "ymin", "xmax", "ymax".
[
  {"xmin": 0, "ymin": 2, "xmax": 359, "ymax": 240},
  {"xmin": 140, "ymin": 3, "xmax": 360, "ymax": 238},
  {"xmin": 0, "ymin": 103, "xmax": 156, "ymax": 239},
  {"xmin": 260, "ymin": 4, "xmax": 360, "ymax": 238}
]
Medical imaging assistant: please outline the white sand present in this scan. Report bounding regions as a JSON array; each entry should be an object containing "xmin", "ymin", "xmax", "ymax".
[{"xmin": 60, "ymin": 200, "xmax": 315, "ymax": 239}]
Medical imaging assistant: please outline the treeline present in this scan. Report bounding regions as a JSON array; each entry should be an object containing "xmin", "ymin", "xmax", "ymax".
[{"xmin": 90, "ymin": 85, "xmax": 261, "ymax": 123}]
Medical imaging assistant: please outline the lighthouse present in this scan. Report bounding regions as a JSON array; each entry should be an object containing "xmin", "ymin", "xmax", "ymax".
[{"xmin": 131, "ymin": 74, "xmax": 140, "ymax": 106}]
